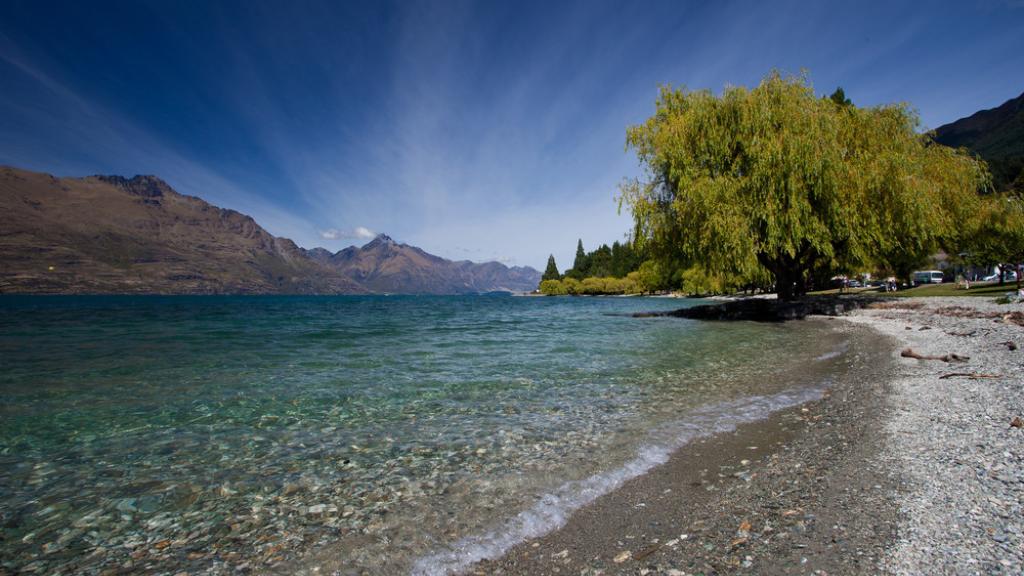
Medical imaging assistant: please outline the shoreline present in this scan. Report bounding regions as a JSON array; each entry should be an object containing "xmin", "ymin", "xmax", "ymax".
[
  {"xmin": 469, "ymin": 296, "xmax": 1023, "ymax": 574},
  {"xmin": 466, "ymin": 318, "xmax": 900, "ymax": 575}
]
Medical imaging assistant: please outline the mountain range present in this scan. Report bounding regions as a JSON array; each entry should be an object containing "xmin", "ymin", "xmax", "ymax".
[
  {"xmin": 0, "ymin": 166, "xmax": 540, "ymax": 294},
  {"xmin": 4, "ymin": 90, "xmax": 1019, "ymax": 296},
  {"xmin": 934, "ymin": 90, "xmax": 1024, "ymax": 192}
]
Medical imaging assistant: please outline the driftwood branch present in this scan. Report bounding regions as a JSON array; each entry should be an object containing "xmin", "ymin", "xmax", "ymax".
[
  {"xmin": 900, "ymin": 348, "xmax": 970, "ymax": 362},
  {"xmin": 938, "ymin": 372, "xmax": 1001, "ymax": 380}
]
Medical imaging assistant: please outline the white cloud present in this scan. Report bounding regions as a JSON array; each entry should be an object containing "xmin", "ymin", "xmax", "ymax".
[{"xmin": 320, "ymin": 226, "xmax": 376, "ymax": 240}]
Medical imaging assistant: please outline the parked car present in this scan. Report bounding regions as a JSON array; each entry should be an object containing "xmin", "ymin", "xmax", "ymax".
[
  {"xmin": 912, "ymin": 270, "xmax": 945, "ymax": 284},
  {"xmin": 983, "ymin": 271, "xmax": 1018, "ymax": 282}
]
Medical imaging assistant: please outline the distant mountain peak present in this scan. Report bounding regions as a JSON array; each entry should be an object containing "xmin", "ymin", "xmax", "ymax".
[
  {"xmin": 363, "ymin": 233, "xmax": 397, "ymax": 248},
  {"xmin": 307, "ymin": 231, "xmax": 541, "ymax": 294}
]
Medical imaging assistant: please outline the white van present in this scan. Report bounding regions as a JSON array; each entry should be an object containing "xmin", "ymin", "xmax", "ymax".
[{"xmin": 913, "ymin": 270, "xmax": 944, "ymax": 284}]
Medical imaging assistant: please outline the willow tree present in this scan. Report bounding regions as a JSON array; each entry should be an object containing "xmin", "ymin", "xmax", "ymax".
[
  {"xmin": 620, "ymin": 72, "xmax": 989, "ymax": 300},
  {"xmin": 967, "ymin": 194, "xmax": 1024, "ymax": 291}
]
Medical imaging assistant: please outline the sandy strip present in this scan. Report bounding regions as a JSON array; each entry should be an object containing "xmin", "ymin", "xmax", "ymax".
[{"xmin": 471, "ymin": 295, "xmax": 1023, "ymax": 575}]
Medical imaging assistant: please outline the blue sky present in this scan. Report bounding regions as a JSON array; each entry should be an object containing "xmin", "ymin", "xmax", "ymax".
[{"xmin": 1, "ymin": 0, "xmax": 1022, "ymax": 270}]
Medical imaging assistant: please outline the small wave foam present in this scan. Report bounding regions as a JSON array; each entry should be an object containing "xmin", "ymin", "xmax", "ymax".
[
  {"xmin": 410, "ymin": 384, "xmax": 829, "ymax": 575},
  {"xmin": 815, "ymin": 341, "xmax": 849, "ymax": 362}
]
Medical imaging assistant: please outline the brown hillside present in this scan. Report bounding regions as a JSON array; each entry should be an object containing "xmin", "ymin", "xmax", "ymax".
[
  {"xmin": 0, "ymin": 167, "xmax": 365, "ymax": 294},
  {"xmin": 0, "ymin": 166, "xmax": 541, "ymax": 294}
]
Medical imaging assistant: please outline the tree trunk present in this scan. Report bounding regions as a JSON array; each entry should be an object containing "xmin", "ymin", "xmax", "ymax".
[
  {"xmin": 759, "ymin": 252, "xmax": 811, "ymax": 302},
  {"xmin": 775, "ymin": 267, "xmax": 797, "ymax": 301}
]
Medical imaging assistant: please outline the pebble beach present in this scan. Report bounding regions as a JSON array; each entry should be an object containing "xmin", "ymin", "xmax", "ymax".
[{"xmin": 846, "ymin": 296, "xmax": 1024, "ymax": 574}]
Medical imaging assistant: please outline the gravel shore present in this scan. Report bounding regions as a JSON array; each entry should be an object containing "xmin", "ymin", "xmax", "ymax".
[
  {"xmin": 842, "ymin": 296, "xmax": 1024, "ymax": 574},
  {"xmin": 475, "ymin": 295, "xmax": 1023, "ymax": 575}
]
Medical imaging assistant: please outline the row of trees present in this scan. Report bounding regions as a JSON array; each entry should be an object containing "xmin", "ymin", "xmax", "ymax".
[
  {"xmin": 617, "ymin": 72, "xmax": 1022, "ymax": 299},
  {"xmin": 540, "ymin": 240, "xmax": 667, "ymax": 294},
  {"xmin": 541, "ymin": 240, "xmax": 644, "ymax": 282},
  {"xmin": 539, "ymin": 275, "xmax": 640, "ymax": 295},
  {"xmin": 539, "ymin": 259, "xmax": 675, "ymax": 295}
]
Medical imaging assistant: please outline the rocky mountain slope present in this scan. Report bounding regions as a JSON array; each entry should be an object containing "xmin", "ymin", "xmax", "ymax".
[
  {"xmin": 933, "ymin": 90, "xmax": 1024, "ymax": 191},
  {"xmin": 0, "ymin": 166, "xmax": 539, "ymax": 294},
  {"xmin": 306, "ymin": 234, "xmax": 541, "ymax": 294}
]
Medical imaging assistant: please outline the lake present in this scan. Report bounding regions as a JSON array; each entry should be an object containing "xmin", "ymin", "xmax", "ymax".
[{"xmin": 0, "ymin": 295, "xmax": 854, "ymax": 574}]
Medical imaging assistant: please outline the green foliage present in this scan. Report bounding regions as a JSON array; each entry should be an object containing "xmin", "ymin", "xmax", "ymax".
[
  {"xmin": 621, "ymin": 71, "xmax": 990, "ymax": 299},
  {"xmin": 964, "ymin": 194, "xmax": 1024, "ymax": 286},
  {"xmin": 679, "ymin": 267, "xmax": 728, "ymax": 296},
  {"xmin": 609, "ymin": 241, "xmax": 639, "ymax": 277},
  {"xmin": 829, "ymin": 87, "xmax": 852, "ymax": 107},
  {"xmin": 562, "ymin": 239, "xmax": 643, "ymax": 281},
  {"xmin": 566, "ymin": 239, "xmax": 588, "ymax": 279},
  {"xmin": 587, "ymin": 244, "xmax": 612, "ymax": 277},
  {"xmin": 542, "ymin": 254, "xmax": 561, "ymax": 281},
  {"xmin": 580, "ymin": 277, "xmax": 610, "ymax": 294},
  {"xmin": 538, "ymin": 274, "xmax": 641, "ymax": 295},
  {"xmin": 634, "ymin": 260, "xmax": 669, "ymax": 293},
  {"xmin": 538, "ymin": 279, "xmax": 566, "ymax": 295}
]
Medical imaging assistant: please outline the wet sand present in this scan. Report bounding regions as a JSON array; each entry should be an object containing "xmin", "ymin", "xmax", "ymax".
[{"xmin": 474, "ymin": 320, "xmax": 900, "ymax": 575}]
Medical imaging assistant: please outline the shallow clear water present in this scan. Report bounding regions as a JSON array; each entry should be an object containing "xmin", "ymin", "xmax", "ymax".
[{"xmin": 0, "ymin": 295, "xmax": 851, "ymax": 574}]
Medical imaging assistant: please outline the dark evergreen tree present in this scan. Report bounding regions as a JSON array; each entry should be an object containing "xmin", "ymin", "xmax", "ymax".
[
  {"xmin": 566, "ymin": 239, "xmax": 589, "ymax": 279},
  {"xmin": 542, "ymin": 254, "xmax": 561, "ymax": 281},
  {"xmin": 589, "ymin": 244, "xmax": 613, "ymax": 277},
  {"xmin": 573, "ymin": 240, "xmax": 587, "ymax": 270},
  {"xmin": 610, "ymin": 241, "xmax": 640, "ymax": 277},
  {"xmin": 559, "ymin": 238, "xmax": 644, "ymax": 281},
  {"xmin": 829, "ymin": 87, "xmax": 852, "ymax": 107}
]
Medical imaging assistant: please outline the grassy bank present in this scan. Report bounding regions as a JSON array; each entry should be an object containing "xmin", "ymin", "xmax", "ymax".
[
  {"xmin": 807, "ymin": 281, "xmax": 1019, "ymax": 298},
  {"xmin": 889, "ymin": 281, "xmax": 1019, "ymax": 298}
]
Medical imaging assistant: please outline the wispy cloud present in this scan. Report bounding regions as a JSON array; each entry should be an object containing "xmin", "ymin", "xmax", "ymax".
[
  {"xmin": 0, "ymin": 30, "xmax": 322, "ymax": 247},
  {"xmin": 320, "ymin": 226, "xmax": 375, "ymax": 240},
  {"xmin": 2, "ymin": 1, "xmax": 1023, "ymax": 269}
]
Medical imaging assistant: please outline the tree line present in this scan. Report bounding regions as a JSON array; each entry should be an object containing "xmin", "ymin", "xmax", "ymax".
[{"xmin": 539, "ymin": 240, "xmax": 678, "ymax": 295}]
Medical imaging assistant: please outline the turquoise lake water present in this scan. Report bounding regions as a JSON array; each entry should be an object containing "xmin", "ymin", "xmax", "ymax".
[{"xmin": 0, "ymin": 295, "xmax": 856, "ymax": 574}]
